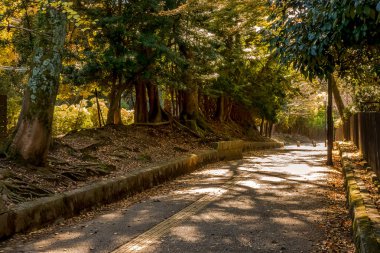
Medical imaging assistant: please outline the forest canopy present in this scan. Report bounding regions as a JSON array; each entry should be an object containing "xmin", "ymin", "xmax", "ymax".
[{"xmin": 0, "ymin": 0, "xmax": 379, "ymax": 166}]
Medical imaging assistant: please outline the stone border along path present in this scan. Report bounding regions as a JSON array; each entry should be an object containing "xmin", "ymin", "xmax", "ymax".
[
  {"xmin": 337, "ymin": 142, "xmax": 380, "ymax": 253},
  {"xmin": 0, "ymin": 140, "xmax": 283, "ymax": 240}
]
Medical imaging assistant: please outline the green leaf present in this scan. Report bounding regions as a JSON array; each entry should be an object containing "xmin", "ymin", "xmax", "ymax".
[
  {"xmin": 349, "ymin": 7, "xmax": 355, "ymax": 18},
  {"xmin": 363, "ymin": 6, "xmax": 371, "ymax": 16}
]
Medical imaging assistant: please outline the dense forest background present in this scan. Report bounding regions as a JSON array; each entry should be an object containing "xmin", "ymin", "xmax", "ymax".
[{"xmin": 0, "ymin": 0, "xmax": 379, "ymax": 166}]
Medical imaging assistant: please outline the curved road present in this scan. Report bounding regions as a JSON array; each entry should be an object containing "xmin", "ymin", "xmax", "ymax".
[{"xmin": 10, "ymin": 145, "xmax": 331, "ymax": 253}]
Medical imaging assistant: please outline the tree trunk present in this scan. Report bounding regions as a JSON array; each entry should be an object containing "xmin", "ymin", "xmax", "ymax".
[
  {"xmin": 265, "ymin": 121, "xmax": 269, "ymax": 137},
  {"xmin": 269, "ymin": 122, "xmax": 273, "ymax": 138},
  {"xmin": 177, "ymin": 90, "xmax": 183, "ymax": 118},
  {"xmin": 331, "ymin": 75, "xmax": 350, "ymax": 140},
  {"xmin": 170, "ymin": 88, "xmax": 176, "ymax": 116},
  {"xmin": 225, "ymin": 98, "xmax": 233, "ymax": 122},
  {"xmin": 134, "ymin": 77, "xmax": 148, "ymax": 123},
  {"xmin": 327, "ymin": 75, "xmax": 334, "ymax": 165},
  {"xmin": 331, "ymin": 75, "xmax": 345, "ymax": 119},
  {"xmin": 146, "ymin": 81, "xmax": 164, "ymax": 123},
  {"xmin": 215, "ymin": 95, "xmax": 225, "ymax": 123},
  {"xmin": 180, "ymin": 86, "xmax": 199, "ymax": 121},
  {"xmin": 7, "ymin": 7, "xmax": 66, "ymax": 166},
  {"xmin": 260, "ymin": 117, "xmax": 264, "ymax": 136},
  {"xmin": 178, "ymin": 43, "xmax": 205, "ymax": 131},
  {"xmin": 106, "ymin": 76, "xmax": 123, "ymax": 125}
]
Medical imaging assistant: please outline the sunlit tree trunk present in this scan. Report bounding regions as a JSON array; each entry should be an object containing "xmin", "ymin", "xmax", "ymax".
[
  {"xmin": 106, "ymin": 76, "xmax": 123, "ymax": 125},
  {"xmin": 331, "ymin": 76, "xmax": 345, "ymax": 119},
  {"xmin": 269, "ymin": 122, "xmax": 273, "ymax": 138},
  {"xmin": 331, "ymin": 76, "xmax": 350, "ymax": 140},
  {"xmin": 260, "ymin": 117, "xmax": 264, "ymax": 136},
  {"xmin": 327, "ymin": 75, "xmax": 334, "ymax": 165},
  {"xmin": 7, "ymin": 6, "xmax": 66, "ymax": 166}
]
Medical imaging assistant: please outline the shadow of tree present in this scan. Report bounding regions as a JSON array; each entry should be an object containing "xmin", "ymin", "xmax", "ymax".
[{"xmin": 11, "ymin": 145, "xmax": 337, "ymax": 253}]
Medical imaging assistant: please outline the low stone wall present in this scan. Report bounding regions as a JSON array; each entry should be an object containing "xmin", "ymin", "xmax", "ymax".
[
  {"xmin": 337, "ymin": 142, "xmax": 380, "ymax": 252},
  {"xmin": 0, "ymin": 140, "xmax": 283, "ymax": 240},
  {"xmin": 243, "ymin": 141, "xmax": 283, "ymax": 152}
]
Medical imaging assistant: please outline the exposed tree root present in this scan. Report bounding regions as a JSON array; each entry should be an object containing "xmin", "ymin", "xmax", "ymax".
[
  {"xmin": 0, "ymin": 158, "xmax": 116, "ymax": 206},
  {"xmin": 163, "ymin": 111, "xmax": 203, "ymax": 138},
  {"xmin": 134, "ymin": 122, "xmax": 170, "ymax": 126},
  {"xmin": 50, "ymin": 162, "xmax": 115, "ymax": 182},
  {"xmin": 0, "ymin": 177, "xmax": 53, "ymax": 204}
]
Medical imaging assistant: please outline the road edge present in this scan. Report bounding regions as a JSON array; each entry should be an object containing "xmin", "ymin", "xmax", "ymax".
[
  {"xmin": 337, "ymin": 142, "xmax": 380, "ymax": 253},
  {"xmin": 0, "ymin": 140, "xmax": 283, "ymax": 240}
]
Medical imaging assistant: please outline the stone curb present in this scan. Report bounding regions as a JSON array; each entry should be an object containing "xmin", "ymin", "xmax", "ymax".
[
  {"xmin": 337, "ymin": 143, "xmax": 380, "ymax": 253},
  {"xmin": 0, "ymin": 140, "xmax": 283, "ymax": 240}
]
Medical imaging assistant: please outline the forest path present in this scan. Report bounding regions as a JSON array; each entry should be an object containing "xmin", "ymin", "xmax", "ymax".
[{"xmin": 7, "ymin": 145, "xmax": 350, "ymax": 252}]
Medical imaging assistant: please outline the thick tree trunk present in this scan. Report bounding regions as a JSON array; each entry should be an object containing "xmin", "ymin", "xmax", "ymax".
[
  {"xmin": 134, "ymin": 77, "xmax": 148, "ymax": 123},
  {"xmin": 106, "ymin": 76, "xmax": 123, "ymax": 125},
  {"xmin": 327, "ymin": 75, "xmax": 334, "ymax": 165},
  {"xmin": 7, "ymin": 6, "xmax": 66, "ymax": 166},
  {"xmin": 178, "ymin": 43, "xmax": 204, "ymax": 130},
  {"xmin": 146, "ymin": 81, "xmax": 164, "ymax": 123},
  {"xmin": 180, "ymin": 86, "xmax": 199, "ymax": 121}
]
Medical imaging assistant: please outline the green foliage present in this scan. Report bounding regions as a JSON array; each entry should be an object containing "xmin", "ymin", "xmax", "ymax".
[
  {"xmin": 7, "ymin": 96, "xmax": 22, "ymax": 131},
  {"xmin": 53, "ymin": 102, "xmax": 93, "ymax": 136},
  {"xmin": 52, "ymin": 98, "xmax": 134, "ymax": 136},
  {"xmin": 268, "ymin": 0, "xmax": 380, "ymax": 80}
]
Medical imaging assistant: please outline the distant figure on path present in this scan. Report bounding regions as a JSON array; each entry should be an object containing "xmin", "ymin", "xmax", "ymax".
[{"xmin": 296, "ymin": 141, "xmax": 300, "ymax": 147}]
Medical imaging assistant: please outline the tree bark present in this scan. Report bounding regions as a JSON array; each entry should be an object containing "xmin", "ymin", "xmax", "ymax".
[
  {"xmin": 178, "ymin": 44, "xmax": 201, "ymax": 127},
  {"xmin": 106, "ymin": 75, "xmax": 124, "ymax": 125},
  {"xmin": 215, "ymin": 95, "xmax": 225, "ymax": 123},
  {"xmin": 269, "ymin": 122, "xmax": 273, "ymax": 138},
  {"xmin": 147, "ymin": 81, "xmax": 164, "ymax": 123},
  {"xmin": 331, "ymin": 75, "xmax": 350, "ymax": 140},
  {"xmin": 177, "ymin": 90, "xmax": 183, "ymax": 118},
  {"xmin": 260, "ymin": 117, "xmax": 264, "ymax": 136},
  {"xmin": 180, "ymin": 86, "xmax": 199, "ymax": 121},
  {"xmin": 7, "ymin": 6, "xmax": 66, "ymax": 166},
  {"xmin": 134, "ymin": 77, "xmax": 148, "ymax": 123},
  {"xmin": 265, "ymin": 121, "xmax": 269, "ymax": 137},
  {"xmin": 327, "ymin": 75, "xmax": 334, "ymax": 165},
  {"xmin": 107, "ymin": 84, "xmax": 123, "ymax": 125},
  {"xmin": 331, "ymin": 75, "xmax": 345, "ymax": 119}
]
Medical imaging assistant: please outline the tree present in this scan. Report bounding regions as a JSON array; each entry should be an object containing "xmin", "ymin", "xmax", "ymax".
[
  {"xmin": 268, "ymin": 0, "xmax": 380, "ymax": 165},
  {"xmin": 6, "ymin": 2, "xmax": 67, "ymax": 166}
]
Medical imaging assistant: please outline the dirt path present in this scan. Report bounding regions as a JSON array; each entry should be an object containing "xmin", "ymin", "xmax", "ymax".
[{"xmin": 2, "ymin": 145, "xmax": 354, "ymax": 253}]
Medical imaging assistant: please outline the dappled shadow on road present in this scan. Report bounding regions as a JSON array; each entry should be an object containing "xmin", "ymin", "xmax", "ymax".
[
  {"xmin": 12, "ymin": 144, "xmax": 333, "ymax": 253},
  {"xmin": 148, "ymin": 145, "xmax": 331, "ymax": 253}
]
